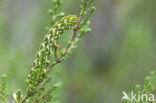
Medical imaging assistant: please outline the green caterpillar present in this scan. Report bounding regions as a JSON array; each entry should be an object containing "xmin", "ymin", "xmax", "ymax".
[{"xmin": 26, "ymin": 15, "xmax": 78, "ymax": 96}]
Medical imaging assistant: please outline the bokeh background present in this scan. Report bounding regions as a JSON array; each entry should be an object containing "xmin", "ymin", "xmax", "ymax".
[{"xmin": 0, "ymin": 0, "xmax": 156, "ymax": 103}]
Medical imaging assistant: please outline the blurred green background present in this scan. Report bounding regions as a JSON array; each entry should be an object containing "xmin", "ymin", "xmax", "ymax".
[{"xmin": 0, "ymin": 0, "xmax": 156, "ymax": 103}]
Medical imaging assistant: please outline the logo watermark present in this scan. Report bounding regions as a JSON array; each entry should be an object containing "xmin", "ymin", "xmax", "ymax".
[{"xmin": 121, "ymin": 91, "xmax": 154, "ymax": 102}]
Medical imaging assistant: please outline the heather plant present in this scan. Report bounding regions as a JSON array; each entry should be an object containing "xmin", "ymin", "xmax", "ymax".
[
  {"xmin": 0, "ymin": 0, "xmax": 95, "ymax": 103},
  {"xmin": 123, "ymin": 72, "xmax": 156, "ymax": 103},
  {"xmin": 0, "ymin": 75, "xmax": 7, "ymax": 103}
]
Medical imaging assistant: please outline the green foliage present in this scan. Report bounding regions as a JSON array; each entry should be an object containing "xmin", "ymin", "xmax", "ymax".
[
  {"xmin": 23, "ymin": 15, "xmax": 78, "ymax": 102},
  {"xmin": 0, "ymin": 0, "xmax": 156, "ymax": 103},
  {"xmin": 0, "ymin": 0, "xmax": 95, "ymax": 102},
  {"xmin": 0, "ymin": 75, "xmax": 7, "ymax": 103},
  {"xmin": 48, "ymin": 0, "xmax": 65, "ymax": 28},
  {"xmin": 13, "ymin": 89, "xmax": 22, "ymax": 103},
  {"xmin": 123, "ymin": 72, "xmax": 156, "ymax": 103}
]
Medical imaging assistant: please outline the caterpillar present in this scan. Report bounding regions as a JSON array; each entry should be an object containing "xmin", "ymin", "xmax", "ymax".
[{"xmin": 26, "ymin": 15, "xmax": 78, "ymax": 95}]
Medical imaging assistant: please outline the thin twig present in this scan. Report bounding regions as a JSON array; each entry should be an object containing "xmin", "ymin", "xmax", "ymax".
[
  {"xmin": 49, "ymin": 0, "xmax": 90, "ymax": 69},
  {"xmin": 66, "ymin": 0, "xmax": 89, "ymax": 51}
]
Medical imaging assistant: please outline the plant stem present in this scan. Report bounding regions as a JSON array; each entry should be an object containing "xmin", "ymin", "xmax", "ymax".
[
  {"xmin": 50, "ymin": 0, "xmax": 90, "ymax": 68},
  {"xmin": 22, "ymin": 0, "xmax": 91, "ymax": 103}
]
